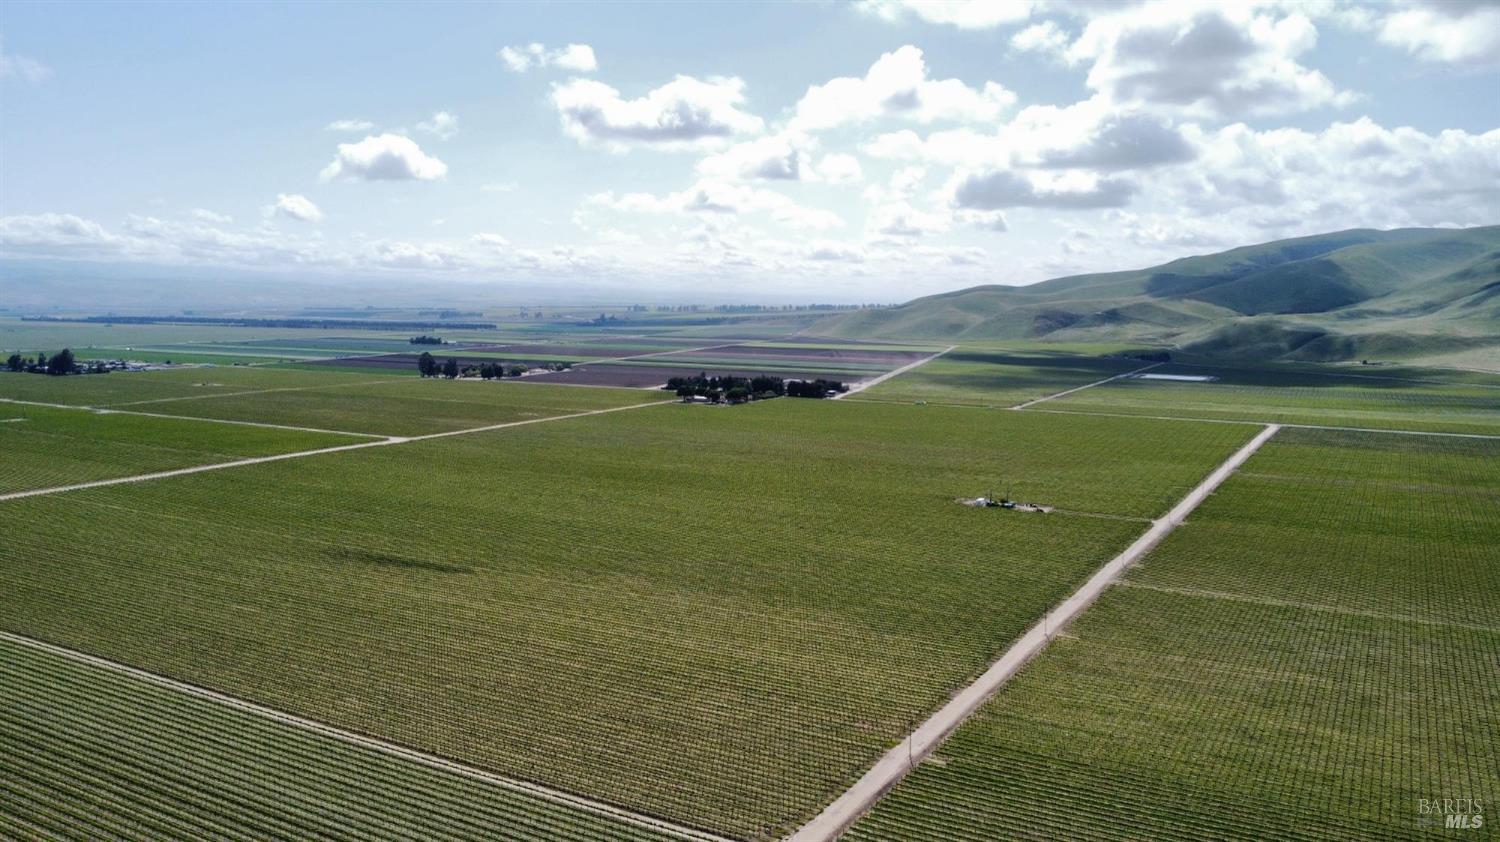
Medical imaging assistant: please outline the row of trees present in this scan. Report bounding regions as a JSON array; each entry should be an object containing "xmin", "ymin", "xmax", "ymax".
[
  {"xmin": 416, "ymin": 352, "xmax": 571, "ymax": 379},
  {"xmin": 6, "ymin": 349, "xmax": 97, "ymax": 376},
  {"xmin": 664, "ymin": 372, "xmax": 847, "ymax": 403},
  {"xmin": 409, "ymin": 335, "xmax": 444, "ymax": 345}
]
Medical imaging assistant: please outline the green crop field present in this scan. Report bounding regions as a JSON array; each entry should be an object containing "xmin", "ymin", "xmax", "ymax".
[
  {"xmin": 135, "ymin": 378, "xmax": 666, "ymax": 437},
  {"xmin": 0, "ymin": 404, "xmax": 364, "ymax": 495},
  {"xmin": 0, "ymin": 366, "xmax": 388, "ymax": 406},
  {"xmin": 0, "ymin": 637, "xmax": 678, "ymax": 841},
  {"xmin": 0, "ymin": 401, "xmax": 1251, "ymax": 838},
  {"xmin": 855, "ymin": 349, "xmax": 1146, "ymax": 407},
  {"xmin": 1047, "ymin": 363, "xmax": 1500, "ymax": 435},
  {"xmin": 847, "ymin": 428, "xmax": 1500, "ymax": 840}
]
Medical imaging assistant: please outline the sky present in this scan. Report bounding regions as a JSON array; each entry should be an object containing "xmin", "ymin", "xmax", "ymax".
[{"xmin": 1, "ymin": 0, "xmax": 1498, "ymax": 303}]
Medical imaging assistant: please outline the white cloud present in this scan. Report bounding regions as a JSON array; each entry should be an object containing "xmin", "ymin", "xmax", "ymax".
[
  {"xmin": 854, "ymin": 0, "xmax": 1039, "ymax": 29},
  {"xmin": 816, "ymin": 153, "xmax": 865, "ymax": 184},
  {"xmin": 868, "ymin": 201, "xmax": 950, "ymax": 238},
  {"xmin": 696, "ymin": 134, "xmax": 809, "ymax": 180},
  {"xmin": 190, "ymin": 208, "xmax": 233, "ymax": 224},
  {"xmin": 416, "ymin": 111, "xmax": 459, "ymax": 140},
  {"xmin": 1377, "ymin": 1, "xmax": 1500, "ymax": 66},
  {"xmin": 805, "ymin": 240, "xmax": 867, "ymax": 262},
  {"xmin": 325, "ymin": 119, "xmax": 375, "ymax": 132},
  {"xmin": 481, "ymin": 181, "xmax": 519, "ymax": 193},
  {"xmin": 266, "ymin": 194, "xmax": 324, "ymax": 223},
  {"xmin": 552, "ymin": 75, "xmax": 764, "ymax": 150},
  {"xmin": 1010, "ymin": 20, "xmax": 1072, "ymax": 59},
  {"xmin": 1070, "ymin": 4, "xmax": 1355, "ymax": 118},
  {"xmin": 587, "ymin": 179, "xmax": 844, "ymax": 229},
  {"xmin": 0, "ymin": 39, "xmax": 51, "ymax": 83},
  {"xmin": 471, "ymin": 232, "xmax": 510, "ymax": 248},
  {"xmin": 951, "ymin": 169, "xmax": 1136, "ymax": 209},
  {"xmin": 0, "ymin": 213, "xmax": 117, "ymax": 249},
  {"xmin": 320, "ymin": 133, "xmax": 448, "ymax": 181},
  {"xmin": 499, "ymin": 42, "xmax": 598, "ymax": 73},
  {"xmin": 791, "ymin": 46, "xmax": 1016, "ymax": 132}
]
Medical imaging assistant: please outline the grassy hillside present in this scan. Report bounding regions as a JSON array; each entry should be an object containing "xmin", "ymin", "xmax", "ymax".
[{"xmin": 816, "ymin": 226, "xmax": 1500, "ymax": 367}]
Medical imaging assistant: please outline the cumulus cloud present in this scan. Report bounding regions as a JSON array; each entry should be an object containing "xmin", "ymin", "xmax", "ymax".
[
  {"xmin": 1010, "ymin": 21, "xmax": 1072, "ymax": 59},
  {"xmin": 696, "ymin": 134, "xmax": 808, "ymax": 180},
  {"xmin": 587, "ymin": 179, "xmax": 844, "ymax": 229},
  {"xmin": 552, "ymin": 75, "xmax": 764, "ymax": 150},
  {"xmin": 1070, "ymin": 5, "xmax": 1355, "ymax": 118},
  {"xmin": 854, "ymin": 0, "xmax": 1039, "ymax": 29},
  {"xmin": 1035, "ymin": 111, "xmax": 1196, "ymax": 170},
  {"xmin": 816, "ymin": 153, "xmax": 865, "ymax": 184},
  {"xmin": 190, "ymin": 208, "xmax": 233, "ymax": 224},
  {"xmin": 472, "ymin": 232, "xmax": 510, "ymax": 248},
  {"xmin": 0, "ymin": 39, "xmax": 51, "ymax": 83},
  {"xmin": 869, "ymin": 201, "xmax": 949, "ymax": 238},
  {"xmin": 952, "ymin": 169, "xmax": 1136, "ymax": 209},
  {"xmin": 265, "ymin": 193, "xmax": 324, "ymax": 222},
  {"xmin": 805, "ymin": 240, "xmax": 867, "ymax": 262},
  {"xmin": 0, "ymin": 213, "xmax": 117, "ymax": 249},
  {"xmin": 1377, "ymin": 1, "xmax": 1500, "ymax": 66},
  {"xmin": 499, "ymin": 42, "xmax": 598, "ymax": 73},
  {"xmin": 416, "ymin": 111, "xmax": 458, "ymax": 140},
  {"xmin": 791, "ymin": 46, "xmax": 1016, "ymax": 132},
  {"xmin": 320, "ymin": 134, "xmax": 448, "ymax": 181},
  {"xmin": 325, "ymin": 119, "xmax": 375, "ymax": 132}
]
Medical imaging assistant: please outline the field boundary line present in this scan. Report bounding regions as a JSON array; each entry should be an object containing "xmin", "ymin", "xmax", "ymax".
[
  {"xmin": 574, "ymin": 342, "xmax": 743, "ymax": 366},
  {"xmin": 834, "ymin": 345, "xmax": 954, "ymax": 399},
  {"xmin": 1017, "ymin": 405, "xmax": 1500, "ymax": 440},
  {"xmin": 786, "ymin": 423, "xmax": 1281, "ymax": 842},
  {"xmin": 835, "ymin": 396, "xmax": 1500, "ymax": 440},
  {"xmin": 1009, "ymin": 362, "xmax": 1164, "ymax": 409},
  {"xmin": 0, "ymin": 400, "xmax": 670, "ymax": 502},
  {"xmin": 0, "ymin": 630, "xmax": 730, "ymax": 842},
  {"xmin": 100, "ymin": 376, "xmax": 411, "ymax": 407},
  {"xmin": 1115, "ymin": 581, "xmax": 1500, "ymax": 634},
  {"xmin": 0, "ymin": 397, "xmax": 386, "ymax": 439},
  {"xmin": 403, "ymin": 399, "xmax": 672, "ymax": 441}
]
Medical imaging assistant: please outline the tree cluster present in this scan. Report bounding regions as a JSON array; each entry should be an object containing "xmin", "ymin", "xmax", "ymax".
[
  {"xmin": 409, "ymin": 335, "xmax": 444, "ymax": 345},
  {"xmin": 663, "ymin": 373, "xmax": 846, "ymax": 403},
  {"xmin": 6, "ymin": 349, "xmax": 95, "ymax": 376},
  {"xmin": 416, "ymin": 353, "xmax": 570, "ymax": 379}
]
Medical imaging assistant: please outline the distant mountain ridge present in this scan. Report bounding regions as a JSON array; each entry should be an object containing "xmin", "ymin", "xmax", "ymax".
[{"xmin": 816, "ymin": 226, "xmax": 1500, "ymax": 365}]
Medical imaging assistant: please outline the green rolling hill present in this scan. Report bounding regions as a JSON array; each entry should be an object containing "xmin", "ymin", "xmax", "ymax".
[{"xmin": 816, "ymin": 226, "xmax": 1500, "ymax": 366}]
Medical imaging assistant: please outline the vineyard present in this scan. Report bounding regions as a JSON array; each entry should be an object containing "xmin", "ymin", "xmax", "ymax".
[
  {"xmin": 0, "ymin": 365, "xmax": 387, "ymax": 407},
  {"xmin": 125, "ymin": 377, "xmax": 666, "ymax": 437},
  {"xmin": 0, "ymin": 404, "xmax": 362, "ymax": 495},
  {"xmin": 0, "ymin": 400, "xmax": 1251, "ymax": 837},
  {"xmin": 1048, "ymin": 363, "xmax": 1500, "ymax": 435},
  {"xmin": 854, "ymin": 349, "xmax": 1144, "ymax": 407},
  {"xmin": 0, "ymin": 637, "xmax": 679, "ymax": 841},
  {"xmin": 846, "ymin": 427, "xmax": 1500, "ymax": 840}
]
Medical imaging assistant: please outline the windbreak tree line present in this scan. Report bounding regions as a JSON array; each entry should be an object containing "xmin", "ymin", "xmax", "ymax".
[
  {"xmin": 665, "ymin": 373, "xmax": 847, "ymax": 403},
  {"xmin": 416, "ymin": 353, "xmax": 571, "ymax": 379},
  {"xmin": 6, "ymin": 349, "xmax": 98, "ymax": 376}
]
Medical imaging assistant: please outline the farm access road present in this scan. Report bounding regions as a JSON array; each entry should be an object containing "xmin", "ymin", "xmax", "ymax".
[
  {"xmin": 1009, "ymin": 362, "xmax": 1164, "ymax": 409},
  {"xmin": 834, "ymin": 346, "xmax": 954, "ymax": 398},
  {"xmin": 0, "ymin": 399, "xmax": 672, "ymax": 503},
  {"xmin": 786, "ymin": 423, "xmax": 1282, "ymax": 842}
]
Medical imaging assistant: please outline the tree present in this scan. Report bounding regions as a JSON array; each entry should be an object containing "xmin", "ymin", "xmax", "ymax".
[
  {"xmin": 35, "ymin": 352, "xmax": 47, "ymax": 371},
  {"xmin": 442, "ymin": 357, "xmax": 460, "ymax": 379},
  {"xmin": 46, "ymin": 348, "xmax": 76, "ymax": 375},
  {"xmin": 5, "ymin": 354, "xmax": 22, "ymax": 372},
  {"xmin": 417, "ymin": 351, "xmax": 436, "ymax": 377}
]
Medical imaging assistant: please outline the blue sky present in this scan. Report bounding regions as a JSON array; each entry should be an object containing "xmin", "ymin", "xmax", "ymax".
[{"xmin": 2, "ymin": 0, "xmax": 1498, "ymax": 302}]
